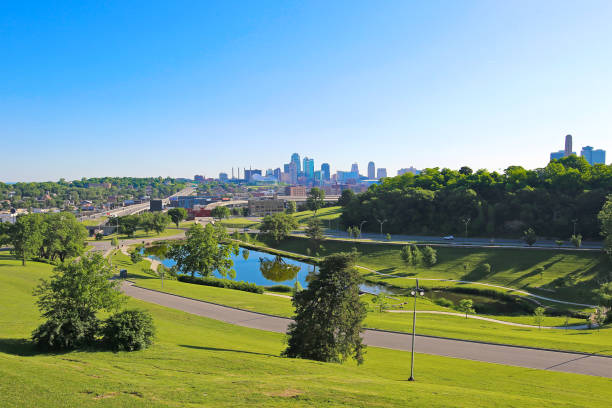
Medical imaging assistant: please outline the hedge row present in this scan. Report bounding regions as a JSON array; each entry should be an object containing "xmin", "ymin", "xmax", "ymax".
[{"xmin": 178, "ymin": 275, "xmax": 264, "ymax": 294}]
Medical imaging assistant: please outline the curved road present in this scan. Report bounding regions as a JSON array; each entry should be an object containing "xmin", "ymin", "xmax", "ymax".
[{"xmin": 121, "ymin": 281, "xmax": 612, "ymax": 378}]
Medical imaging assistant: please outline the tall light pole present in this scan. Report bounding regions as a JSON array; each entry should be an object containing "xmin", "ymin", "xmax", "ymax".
[
  {"xmin": 409, "ymin": 279, "xmax": 425, "ymax": 381},
  {"xmin": 462, "ymin": 217, "xmax": 471, "ymax": 242},
  {"xmin": 572, "ymin": 219, "xmax": 578, "ymax": 236},
  {"xmin": 359, "ymin": 220, "xmax": 367, "ymax": 237},
  {"xmin": 375, "ymin": 217, "xmax": 387, "ymax": 237}
]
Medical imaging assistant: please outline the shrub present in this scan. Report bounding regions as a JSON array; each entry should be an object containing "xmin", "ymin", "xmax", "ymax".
[
  {"xmin": 477, "ymin": 263, "xmax": 491, "ymax": 275},
  {"xmin": 32, "ymin": 312, "xmax": 100, "ymax": 350},
  {"xmin": 178, "ymin": 275, "xmax": 264, "ymax": 294},
  {"xmin": 434, "ymin": 297, "xmax": 454, "ymax": 308},
  {"xmin": 266, "ymin": 284, "xmax": 293, "ymax": 292},
  {"xmin": 103, "ymin": 310, "xmax": 155, "ymax": 352}
]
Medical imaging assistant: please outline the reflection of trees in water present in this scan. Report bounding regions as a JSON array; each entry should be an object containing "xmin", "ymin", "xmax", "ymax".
[
  {"xmin": 143, "ymin": 244, "xmax": 170, "ymax": 259},
  {"xmin": 259, "ymin": 256, "xmax": 301, "ymax": 282},
  {"xmin": 242, "ymin": 249, "xmax": 250, "ymax": 261},
  {"xmin": 305, "ymin": 264, "xmax": 318, "ymax": 283}
]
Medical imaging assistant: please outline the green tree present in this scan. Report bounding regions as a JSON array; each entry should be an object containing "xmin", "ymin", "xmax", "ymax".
[
  {"xmin": 283, "ymin": 253, "xmax": 367, "ymax": 364},
  {"xmin": 118, "ymin": 214, "xmax": 140, "ymax": 237},
  {"xmin": 595, "ymin": 282, "xmax": 612, "ymax": 309},
  {"xmin": 337, "ymin": 189, "xmax": 355, "ymax": 207},
  {"xmin": 458, "ymin": 299, "xmax": 475, "ymax": 318},
  {"xmin": 259, "ymin": 213, "xmax": 298, "ymax": 242},
  {"xmin": 0, "ymin": 221, "xmax": 11, "ymax": 246},
  {"xmin": 385, "ymin": 233, "xmax": 391, "ymax": 241},
  {"xmin": 523, "ymin": 227, "xmax": 537, "ymax": 246},
  {"xmin": 421, "ymin": 246, "xmax": 437, "ymax": 266},
  {"xmin": 305, "ymin": 217, "xmax": 325, "ymax": 253},
  {"xmin": 139, "ymin": 212, "xmax": 154, "ymax": 235},
  {"xmin": 533, "ymin": 307, "xmax": 545, "ymax": 330},
  {"xmin": 570, "ymin": 234, "xmax": 582, "ymax": 248},
  {"xmin": 371, "ymin": 292, "xmax": 390, "ymax": 313},
  {"xmin": 211, "ymin": 206, "xmax": 230, "ymax": 220},
  {"xmin": 9, "ymin": 213, "xmax": 44, "ymax": 265},
  {"xmin": 167, "ymin": 223, "xmax": 238, "ymax": 277},
  {"xmin": 285, "ymin": 201, "xmax": 297, "ymax": 215},
  {"xmin": 110, "ymin": 237, "xmax": 119, "ymax": 248},
  {"xmin": 599, "ymin": 195, "xmax": 612, "ymax": 257},
  {"xmin": 306, "ymin": 187, "xmax": 325, "ymax": 216},
  {"xmin": 32, "ymin": 253, "xmax": 124, "ymax": 350},
  {"xmin": 151, "ymin": 212, "xmax": 170, "ymax": 234},
  {"xmin": 40, "ymin": 212, "xmax": 87, "ymax": 262},
  {"xmin": 130, "ymin": 248, "xmax": 143, "ymax": 264},
  {"xmin": 168, "ymin": 207, "xmax": 188, "ymax": 228},
  {"xmin": 594, "ymin": 307, "xmax": 607, "ymax": 331},
  {"xmin": 400, "ymin": 245, "xmax": 413, "ymax": 267},
  {"xmin": 409, "ymin": 244, "xmax": 422, "ymax": 267}
]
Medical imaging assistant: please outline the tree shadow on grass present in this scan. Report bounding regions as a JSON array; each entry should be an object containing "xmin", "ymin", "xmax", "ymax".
[
  {"xmin": 0, "ymin": 338, "xmax": 107, "ymax": 357},
  {"xmin": 179, "ymin": 344, "xmax": 277, "ymax": 358}
]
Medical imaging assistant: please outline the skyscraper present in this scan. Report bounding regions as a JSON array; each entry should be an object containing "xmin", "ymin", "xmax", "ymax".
[
  {"xmin": 581, "ymin": 146, "xmax": 606, "ymax": 165},
  {"xmin": 564, "ymin": 134, "xmax": 573, "ymax": 157},
  {"xmin": 367, "ymin": 161, "xmax": 375, "ymax": 179},
  {"xmin": 273, "ymin": 167, "xmax": 281, "ymax": 181},
  {"xmin": 321, "ymin": 163, "xmax": 330, "ymax": 181},
  {"xmin": 303, "ymin": 157, "xmax": 315, "ymax": 180},
  {"xmin": 288, "ymin": 161, "xmax": 298, "ymax": 184},
  {"xmin": 291, "ymin": 153, "xmax": 301, "ymax": 174},
  {"xmin": 376, "ymin": 168, "xmax": 387, "ymax": 179},
  {"xmin": 351, "ymin": 163, "xmax": 359, "ymax": 175}
]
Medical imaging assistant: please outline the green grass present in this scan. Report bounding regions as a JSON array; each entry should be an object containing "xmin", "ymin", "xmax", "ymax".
[
  {"xmin": 218, "ymin": 217, "xmax": 259, "ymax": 228},
  {"xmin": 80, "ymin": 216, "xmax": 108, "ymax": 227},
  {"xmin": 2, "ymin": 255, "xmax": 612, "ymax": 407},
  {"xmin": 86, "ymin": 227, "xmax": 185, "ymax": 242},
  {"xmin": 246, "ymin": 236, "xmax": 610, "ymax": 306},
  {"xmin": 292, "ymin": 206, "xmax": 342, "ymax": 224}
]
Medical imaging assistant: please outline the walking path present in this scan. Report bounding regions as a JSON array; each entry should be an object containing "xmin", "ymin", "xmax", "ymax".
[
  {"xmin": 386, "ymin": 310, "xmax": 591, "ymax": 330},
  {"xmin": 121, "ymin": 281, "xmax": 612, "ymax": 378},
  {"xmin": 356, "ymin": 265, "xmax": 597, "ymax": 308}
]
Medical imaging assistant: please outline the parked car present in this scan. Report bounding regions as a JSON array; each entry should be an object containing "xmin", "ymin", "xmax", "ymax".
[{"xmin": 443, "ymin": 235, "xmax": 455, "ymax": 240}]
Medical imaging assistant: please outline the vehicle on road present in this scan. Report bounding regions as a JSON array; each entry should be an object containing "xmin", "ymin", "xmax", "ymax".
[{"xmin": 443, "ymin": 235, "xmax": 455, "ymax": 240}]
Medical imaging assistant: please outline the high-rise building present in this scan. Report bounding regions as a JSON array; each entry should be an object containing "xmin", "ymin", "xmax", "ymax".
[
  {"xmin": 351, "ymin": 163, "xmax": 359, "ymax": 175},
  {"xmin": 397, "ymin": 167, "xmax": 420, "ymax": 176},
  {"xmin": 367, "ymin": 161, "xmax": 375, "ymax": 179},
  {"xmin": 283, "ymin": 163, "xmax": 290, "ymax": 173},
  {"xmin": 291, "ymin": 153, "xmax": 301, "ymax": 174},
  {"xmin": 218, "ymin": 172, "xmax": 228, "ymax": 181},
  {"xmin": 244, "ymin": 169, "xmax": 262, "ymax": 182},
  {"xmin": 581, "ymin": 146, "xmax": 606, "ymax": 165},
  {"xmin": 564, "ymin": 134, "xmax": 573, "ymax": 157},
  {"xmin": 321, "ymin": 163, "xmax": 330, "ymax": 181},
  {"xmin": 550, "ymin": 151, "xmax": 565, "ymax": 161},
  {"xmin": 303, "ymin": 157, "xmax": 315, "ymax": 180},
  {"xmin": 376, "ymin": 168, "xmax": 387, "ymax": 179},
  {"xmin": 289, "ymin": 161, "xmax": 298, "ymax": 184},
  {"xmin": 273, "ymin": 167, "xmax": 282, "ymax": 181}
]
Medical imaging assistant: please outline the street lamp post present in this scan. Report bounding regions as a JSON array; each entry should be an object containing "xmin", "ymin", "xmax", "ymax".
[
  {"xmin": 572, "ymin": 219, "xmax": 578, "ymax": 236},
  {"xmin": 375, "ymin": 217, "xmax": 387, "ymax": 237},
  {"xmin": 409, "ymin": 279, "xmax": 425, "ymax": 381},
  {"xmin": 359, "ymin": 220, "xmax": 367, "ymax": 236},
  {"xmin": 462, "ymin": 217, "xmax": 471, "ymax": 242}
]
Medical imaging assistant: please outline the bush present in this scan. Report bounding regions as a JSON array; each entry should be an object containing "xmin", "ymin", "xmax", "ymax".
[
  {"xmin": 103, "ymin": 310, "xmax": 155, "ymax": 352},
  {"xmin": 266, "ymin": 284, "xmax": 293, "ymax": 292},
  {"xmin": 32, "ymin": 312, "xmax": 100, "ymax": 350},
  {"xmin": 434, "ymin": 297, "xmax": 454, "ymax": 308},
  {"xmin": 178, "ymin": 275, "xmax": 264, "ymax": 294}
]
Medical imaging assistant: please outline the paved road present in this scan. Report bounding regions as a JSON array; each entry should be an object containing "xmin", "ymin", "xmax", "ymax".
[{"xmin": 121, "ymin": 281, "xmax": 612, "ymax": 378}]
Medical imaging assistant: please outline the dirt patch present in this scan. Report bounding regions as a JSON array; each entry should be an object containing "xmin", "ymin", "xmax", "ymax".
[
  {"xmin": 265, "ymin": 388, "xmax": 303, "ymax": 398},
  {"xmin": 93, "ymin": 392, "xmax": 117, "ymax": 400}
]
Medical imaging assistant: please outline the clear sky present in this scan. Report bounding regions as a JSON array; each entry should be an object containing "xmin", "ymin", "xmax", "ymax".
[{"xmin": 1, "ymin": 0, "xmax": 611, "ymax": 182}]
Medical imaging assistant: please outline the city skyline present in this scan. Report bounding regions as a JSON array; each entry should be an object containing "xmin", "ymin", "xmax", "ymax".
[{"xmin": 2, "ymin": 1, "xmax": 612, "ymax": 182}]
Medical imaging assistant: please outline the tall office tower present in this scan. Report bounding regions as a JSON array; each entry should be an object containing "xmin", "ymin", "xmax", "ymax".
[
  {"xmin": 303, "ymin": 157, "xmax": 315, "ymax": 179},
  {"xmin": 351, "ymin": 163, "xmax": 359, "ymax": 175},
  {"xmin": 273, "ymin": 167, "xmax": 281, "ymax": 181},
  {"xmin": 367, "ymin": 161, "xmax": 375, "ymax": 179},
  {"xmin": 283, "ymin": 163, "xmax": 290, "ymax": 173},
  {"xmin": 581, "ymin": 146, "xmax": 607, "ymax": 165},
  {"xmin": 291, "ymin": 153, "xmax": 301, "ymax": 174},
  {"xmin": 219, "ymin": 172, "xmax": 228, "ymax": 181},
  {"xmin": 289, "ymin": 161, "xmax": 298, "ymax": 184},
  {"xmin": 376, "ymin": 168, "xmax": 387, "ymax": 179},
  {"xmin": 564, "ymin": 134, "xmax": 573, "ymax": 157},
  {"xmin": 321, "ymin": 163, "xmax": 330, "ymax": 181}
]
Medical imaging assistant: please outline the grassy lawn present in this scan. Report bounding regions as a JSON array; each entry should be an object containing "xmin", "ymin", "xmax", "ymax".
[
  {"xmin": 292, "ymin": 206, "xmax": 342, "ymax": 225},
  {"xmin": 80, "ymin": 216, "xmax": 108, "ymax": 227},
  {"xmin": 218, "ymin": 217, "xmax": 259, "ymax": 229},
  {"xmin": 86, "ymin": 227, "xmax": 185, "ymax": 242},
  {"xmin": 246, "ymin": 236, "xmax": 610, "ymax": 306},
  {"xmin": 111, "ymin": 252, "xmax": 612, "ymax": 356},
  {"xmin": 2, "ymin": 255, "xmax": 612, "ymax": 407}
]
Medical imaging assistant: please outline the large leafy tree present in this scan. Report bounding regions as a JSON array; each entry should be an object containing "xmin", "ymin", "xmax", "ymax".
[
  {"xmin": 168, "ymin": 207, "xmax": 188, "ymax": 227},
  {"xmin": 283, "ymin": 252, "xmax": 367, "ymax": 364},
  {"xmin": 40, "ymin": 212, "xmax": 87, "ymax": 262},
  {"xmin": 9, "ymin": 213, "xmax": 44, "ymax": 265},
  {"xmin": 32, "ymin": 253, "xmax": 124, "ymax": 349},
  {"xmin": 306, "ymin": 187, "xmax": 325, "ymax": 216},
  {"xmin": 118, "ymin": 214, "xmax": 140, "ymax": 237},
  {"xmin": 305, "ymin": 217, "xmax": 325, "ymax": 254},
  {"xmin": 599, "ymin": 195, "xmax": 612, "ymax": 257},
  {"xmin": 258, "ymin": 213, "xmax": 298, "ymax": 242},
  {"xmin": 167, "ymin": 223, "xmax": 238, "ymax": 277},
  {"xmin": 211, "ymin": 206, "xmax": 230, "ymax": 220},
  {"xmin": 151, "ymin": 212, "xmax": 170, "ymax": 234}
]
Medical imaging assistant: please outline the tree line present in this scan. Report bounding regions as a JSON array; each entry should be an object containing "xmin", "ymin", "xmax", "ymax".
[
  {"xmin": 115, "ymin": 212, "xmax": 171, "ymax": 237},
  {"xmin": 0, "ymin": 212, "xmax": 87, "ymax": 265},
  {"xmin": 341, "ymin": 157, "xmax": 612, "ymax": 239}
]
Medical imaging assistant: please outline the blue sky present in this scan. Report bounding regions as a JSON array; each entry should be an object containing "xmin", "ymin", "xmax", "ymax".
[{"xmin": 1, "ymin": 0, "xmax": 611, "ymax": 182}]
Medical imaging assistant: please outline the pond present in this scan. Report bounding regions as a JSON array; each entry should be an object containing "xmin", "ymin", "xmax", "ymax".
[{"xmin": 142, "ymin": 244, "xmax": 396, "ymax": 294}]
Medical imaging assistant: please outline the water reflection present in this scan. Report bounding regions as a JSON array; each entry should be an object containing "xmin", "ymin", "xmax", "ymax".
[
  {"xmin": 259, "ymin": 256, "xmax": 301, "ymax": 282},
  {"xmin": 143, "ymin": 243, "xmax": 170, "ymax": 259}
]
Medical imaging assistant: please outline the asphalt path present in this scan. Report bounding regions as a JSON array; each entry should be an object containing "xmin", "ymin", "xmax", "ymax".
[{"xmin": 121, "ymin": 281, "xmax": 612, "ymax": 378}]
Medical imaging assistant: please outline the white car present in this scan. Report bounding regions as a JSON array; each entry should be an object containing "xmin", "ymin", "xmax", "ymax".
[{"xmin": 443, "ymin": 235, "xmax": 455, "ymax": 240}]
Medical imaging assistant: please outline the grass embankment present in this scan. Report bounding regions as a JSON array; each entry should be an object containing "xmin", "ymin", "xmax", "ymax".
[
  {"xmin": 2, "ymin": 255, "xmax": 612, "ymax": 407},
  {"xmin": 80, "ymin": 216, "xmax": 108, "ymax": 227},
  {"xmin": 218, "ymin": 217, "xmax": 260, "ymax": 229},
  {"xmin": 292, "ymin": 206, "xmax": 342, "ymax": 225},
  {"xmin": 86, "ymin": 227, "xmax": 185, "ymax": 242},
  {"xmin": 246, "ymin": 236, "xmax": 609, "ymax": 306},
  {"xmin": 116, "ymin": 252, "xmax": 612, "ymax": 356}
]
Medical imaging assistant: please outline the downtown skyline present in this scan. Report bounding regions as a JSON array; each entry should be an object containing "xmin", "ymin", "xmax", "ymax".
[{"xmin": 2, "ymin": 1, "xmax": 612, "ymax": 182}]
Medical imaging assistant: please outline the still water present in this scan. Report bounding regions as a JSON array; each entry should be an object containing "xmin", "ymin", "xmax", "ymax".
[{"xmin": 143, "ymin": 244, "xmax": 394, "ymax": 294}]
